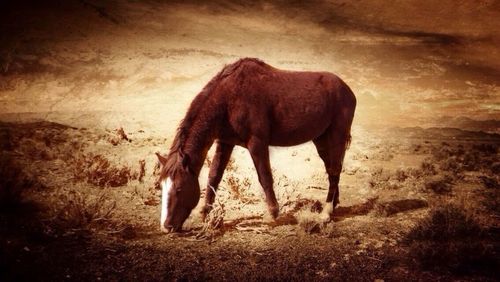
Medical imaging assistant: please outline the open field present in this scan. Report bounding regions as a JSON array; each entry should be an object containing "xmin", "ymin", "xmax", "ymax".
[{"xmin": 1, "ymin": 0, "xmax": 499, "ymax": 281}]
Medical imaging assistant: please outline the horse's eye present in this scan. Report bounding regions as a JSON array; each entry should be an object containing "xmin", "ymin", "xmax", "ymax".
[{"xmin": 176, "ymin": 188, "xmax": 182, "ymax": 193}]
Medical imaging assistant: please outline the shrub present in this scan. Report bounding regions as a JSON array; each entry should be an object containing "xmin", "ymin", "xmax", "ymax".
[
  {"xmin": 424, "ymin": 175, "xmax": 453, "ymax": 194},
  {"xmin": 407, "ymin": 204, "xmax": 496, "ymax": 276},
  {"xmin": 57, "ymin": 191, "xmax": 116, "ymax": 229},
  {"xmin": 0, "ymin": 154, "xmax": 34, "ymax": 210},
  {"xmin": 74, "ymin": 153, "xmax": 132, "ymax": 187},
  {"xmin": 478, "ymin": 176, "xmax": 498, "ymax": 190},
  {"xmin": 296, "ymin": 210, "xmax": 322, "ymax": 234},
  {"xmin": 420, "ymin": 160, "xmax": 437, "ymax": 176}
]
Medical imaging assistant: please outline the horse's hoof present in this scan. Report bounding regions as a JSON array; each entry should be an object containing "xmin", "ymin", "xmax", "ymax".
[
  {"xmin": 269, "ymin": 206, "xmax": 279, "ymax": 219},
  {"xmin": 321, "ymin": 202, "xmax": 334, "ymax": 222}
]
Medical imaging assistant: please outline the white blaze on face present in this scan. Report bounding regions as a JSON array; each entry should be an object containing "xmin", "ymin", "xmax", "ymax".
[{"xmin": 160, "ymin": 177, "xmax": 173, "ymax": 231}]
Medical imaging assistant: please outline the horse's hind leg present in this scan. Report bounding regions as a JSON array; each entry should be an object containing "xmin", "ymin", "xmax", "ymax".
[
  {"xmin": 201, "ymin": 141, "xmax": 234, "ymax": 220},
  {"xmin": 313, "ymin": 133, "xmax": 337, "ymax": 219}
]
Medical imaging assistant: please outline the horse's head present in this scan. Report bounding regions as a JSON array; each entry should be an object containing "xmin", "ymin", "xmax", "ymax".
[{"xmin": 156, "ymin": 151, "xmax": 200, "ymax": 233}]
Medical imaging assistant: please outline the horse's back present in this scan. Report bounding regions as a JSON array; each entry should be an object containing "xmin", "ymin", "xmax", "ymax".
[{"xmin": 222, "ymin": 62, "xmax": 340, "ymax": 146}]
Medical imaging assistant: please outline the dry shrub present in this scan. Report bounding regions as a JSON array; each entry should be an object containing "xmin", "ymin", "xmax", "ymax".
[
  {"xmin": 472, "ymin": 143, "xmax": 497, "ymax": 154},
  {"xmin": 297, "ymin": 210, "xmax": 322, "ymax": 234},
  {"xmin": 196, "ymin": 200, "xmax": 226, "ymax": 241},
  {"xmin": 393, "ymin": 168, "xmax": 409, "ymax": 182},
  {"xmin": 107, "ymin": 127, "xmax": 131, "ymax": 145},
  {"xmin": 491, "ymin": 162, "xmax": 500, "ymax": 174},
  {"xmin": 369, "ymin": 167, "xmax": 401, "ymax": 189},
  {"xmin": 407, "ymin": 204, "xmax": 497, "ymax": 276},
  {"xmin": 478, "ymin": 176, "xmax": 498, "ymax": 189},
  {"xmin": 424, "ymin": 175, "xmax": 453, "ymax": 194},
  {"xmin": 74, "ymin": 153, "xmax": 132, "ymax": 187},
  {"xmin": 57, "ymin": 191, "xmax": 116, "ymax": 229},
  {"xmin": 439, "ymin": 156, "xmax": 463, "ymax": 175},
  {"xmin": 138, "ymin": 159, "xmax": 146, "ymax": 182},
  {"xmin": 0, "ymin": 154, "xmax": 34, "ymax": 210},
  {"xmin": 420, "ymin": 159, "xmax": 437, "ymax": 176}
]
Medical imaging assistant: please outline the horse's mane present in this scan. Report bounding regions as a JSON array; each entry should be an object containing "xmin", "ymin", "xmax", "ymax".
[{"xmin": 160, "ymin": 58, "xmax": 265, "ymax": 178}]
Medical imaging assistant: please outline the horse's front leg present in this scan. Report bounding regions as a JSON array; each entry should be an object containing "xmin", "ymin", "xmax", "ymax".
[
  {"xmin": 247, "ymin": 138, "xmax": 279, "ymax": 219},
  {"xmin": 201, "ymin": 141, "xmax": 234, "ymax": 220}
]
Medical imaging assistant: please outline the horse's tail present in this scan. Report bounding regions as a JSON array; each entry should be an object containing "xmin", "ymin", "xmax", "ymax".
[{"xmin": 335, "ymin": 79, "xmax": 356, "ymax": 152}]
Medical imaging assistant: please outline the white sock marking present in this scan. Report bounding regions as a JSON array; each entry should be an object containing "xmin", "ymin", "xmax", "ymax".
[{"xmin": 160, "ymin": 177, "xmax": 173, "ymax": 231}]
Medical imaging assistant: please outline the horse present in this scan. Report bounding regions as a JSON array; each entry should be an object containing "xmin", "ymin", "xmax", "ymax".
[{"xmin": 156, "ymin": 58, "xmax": 356, "ymax": 232}]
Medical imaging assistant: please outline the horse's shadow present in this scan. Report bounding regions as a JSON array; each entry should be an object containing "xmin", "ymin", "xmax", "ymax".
[
  {"xmin": 223, "ymin": 197, "xmax": 380, "ymax": 231},
  {"xmin": 164, "ymin": 197, "xmax": 427, "ymax": 238}
]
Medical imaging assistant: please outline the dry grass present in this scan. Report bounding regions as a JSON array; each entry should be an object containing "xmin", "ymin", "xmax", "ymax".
[
  {"xmin": 225, "ymin": 175, "xmax": 256, "ymax": 204},
  {"xmin": 74, "ymin": 153, "xmax": 133, "ymax": 187},
  {"xmin": 296, "ymin": 210, "xmax": 323, "ymax": 234},
  {"xmin": 57, "ymin": 190, "xmax": 117, "ymax": 229},
  {"xmin": 196, "ymin": 199, "xmax": 226, "ymax": 241}
]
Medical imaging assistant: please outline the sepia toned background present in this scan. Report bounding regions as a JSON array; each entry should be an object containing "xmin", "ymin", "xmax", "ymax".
[{"xmin": 1, "ymin": 0, "xmax": 499, "ymax": 280}]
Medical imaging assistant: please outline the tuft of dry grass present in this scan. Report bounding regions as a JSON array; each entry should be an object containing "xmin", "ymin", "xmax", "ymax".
[
  {"xmin": 57, "ymin": 190, "xmax": 116, "ymax": 229},
  {"xmin": 74, "ymin": 153, "xmax": 133, "ymax": 187},
  {"xmin": 296, "ymin": 210, "xmax": 323, "ymax": 234},
  {"xmin": 138, "ymin": 159, "xmax": 146, "ymax": 182},
  {"xmin": 196, "ymin": 200, "xmax": 226, "ymax": 241}
]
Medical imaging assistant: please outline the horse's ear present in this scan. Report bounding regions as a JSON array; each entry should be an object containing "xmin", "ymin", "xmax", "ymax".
[{"xmin": 155, "ymin": 152, "xmax": 168, "ymax": 166}]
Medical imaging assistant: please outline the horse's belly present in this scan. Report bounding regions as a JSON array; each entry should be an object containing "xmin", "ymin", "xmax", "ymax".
[{"xmin": 269, "ymin": 106, "xmax": 332, "ymax": 146}]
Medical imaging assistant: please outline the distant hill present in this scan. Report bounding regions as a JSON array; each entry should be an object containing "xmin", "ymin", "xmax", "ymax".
[
  {"xmin": 388, "ymin": 126, "xmax": 500, "ymax": 141},
  {"xmin": 435, "ymin": 116, "xmax": 500, "ymax": 134}
]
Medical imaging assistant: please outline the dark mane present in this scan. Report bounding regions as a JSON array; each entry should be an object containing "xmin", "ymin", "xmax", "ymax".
[{"xmin": 160, "ymin": 58, "xmax": 265, "ymax": 179}]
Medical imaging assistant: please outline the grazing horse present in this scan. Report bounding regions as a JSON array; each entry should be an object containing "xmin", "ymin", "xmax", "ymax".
[{"xmin": 156, "ymin": 58, "xmax": 356, "ymax": 232}]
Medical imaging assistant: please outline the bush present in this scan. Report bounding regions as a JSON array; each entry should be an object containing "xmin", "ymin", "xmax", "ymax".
[
  {"xmin": 0, "ymin": 155, "xmax": 34, "ymax": 210},
  {"xmin": 57, "ymin": 191, "xmax": 116, "ymax": 229},
  {"xmin": 407, "ymin": 204, "xmax": 497, "ymax": 276},
  {"xmin": 424, "ymin": 175, "xmax": 453, "ymax": 194},
  {"xmin": 74, "ymin": 153, "xmax": 133, "ymax": 187},
  {"xmin": 420, "ymin": 160, "xmax": 437, "ymax": 176}
]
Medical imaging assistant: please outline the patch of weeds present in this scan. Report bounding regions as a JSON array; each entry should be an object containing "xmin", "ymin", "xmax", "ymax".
[
  {"xmin": 296, "ymin": 210, "xmax": 322, "ymax": 234},
  {"xmin": 224, "ymin": 175, "xmax": 256, "ymax": 204},
  {"xmin": 368, "ymin": 167, "xmax": 391, "ymax": 189},
  {"xmin": 423, "ymin": 175, "xmax": 453, "ymax": 194},
  {"xmin": 491, "ymin": 162, "xmax": 500, "ymax": 174},
  {"xmin": 74, "ymin": 153, "xmax": 133, "ymax": 187},
  {"xmin": 57, "ymin": 191, "xmax": 116, "ymax": 229},
  {"xmin": 472, "ymin": 143, "xmax": 497, "ymax": 154},
  {"xmin": 420, "ymin": 159, "xmax": 437, "ymax": 176},
  {"xmin": 478, "ymin": 176, "xmax": 498, "ymax": 189},
  {"xmin": 438, "ymin": 156, "xmax": 463, "ymax": 175},
  {"xmin": 393, "ymin": 168, "xmax": 409, "ymax": 182},
  {"xmin": 407, "ymin": 204, "xmax": 497, "ymax": 276}
]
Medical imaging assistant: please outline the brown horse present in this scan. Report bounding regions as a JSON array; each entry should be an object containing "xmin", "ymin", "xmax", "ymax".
[{"xmin": 156, "ymin": 58, "xmax": 356, "ymax": 232}]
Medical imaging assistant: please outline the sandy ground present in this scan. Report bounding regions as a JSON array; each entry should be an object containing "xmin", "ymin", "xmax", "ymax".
[{"xmin": 0, "ymin": 0, "xmax": 499, "ymax": 281}]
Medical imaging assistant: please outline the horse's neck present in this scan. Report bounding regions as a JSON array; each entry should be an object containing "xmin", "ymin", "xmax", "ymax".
[{"xmin": 183, "ymin": 111, "xmax": 218, "ymax": 176}]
